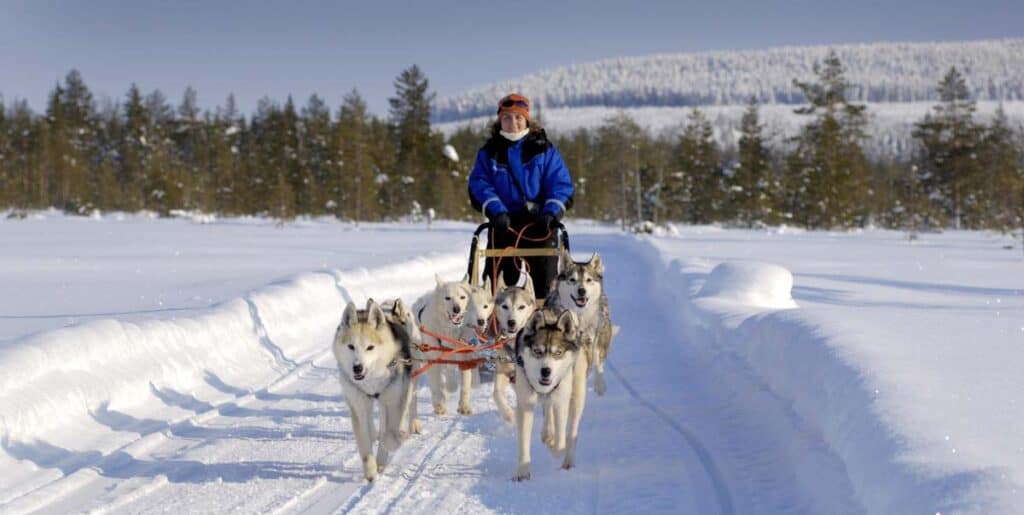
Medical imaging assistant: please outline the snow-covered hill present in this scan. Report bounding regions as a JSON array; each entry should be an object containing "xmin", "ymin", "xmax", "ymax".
[
  {"xmin": 436, "ymin": 101, "xmax": 1024, "ymax": 159},
  {"xmin": 435, "ymin": 38, "xmax": 1024, "ymax": 122}
]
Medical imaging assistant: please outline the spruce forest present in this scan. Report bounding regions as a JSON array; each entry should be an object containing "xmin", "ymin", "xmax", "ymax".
[{"xmin": 1, "ymin": 55, "xmax": 1022, "ymax": 232}]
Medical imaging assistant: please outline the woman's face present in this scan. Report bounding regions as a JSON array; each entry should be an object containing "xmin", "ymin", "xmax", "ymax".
[{"xmin": 499, "ymin": 112, "xmax": 528, "ymax": 133}]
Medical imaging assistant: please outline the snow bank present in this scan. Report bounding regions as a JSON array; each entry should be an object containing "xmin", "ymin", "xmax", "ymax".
[
  {"xmin": 0, "ymin": 253, "xmax": 465, "ymax": 451},
  {"xmin": 638, "ymin": 242, "xmax": 1017, "ymax": 514},
  {"xmin": 695, "ymin": 261, "xmax": 797, "ymax": 309}
]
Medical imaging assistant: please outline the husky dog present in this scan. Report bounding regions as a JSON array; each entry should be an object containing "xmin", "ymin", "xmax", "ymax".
[
  {"xmin": 410, "ymin": 275, "xmax": 472, "ymax": 426},
  {"xmin": 546, "ymin": 249, "xmax": 618, "ymax": 396},
  {"xmin": 491, "ymin": 272, "xmax": 537, "ymax": 422},
  {"xmin": 332, "ymin": 298, "xmax": 415, "ymax": 482},
  {"xmin": 512, "ymin": 308, "xmax": 583, "ymax": 480},
  {"xmin": 461, "ymin": 276, "xmax": 495, "ymax": 340}
]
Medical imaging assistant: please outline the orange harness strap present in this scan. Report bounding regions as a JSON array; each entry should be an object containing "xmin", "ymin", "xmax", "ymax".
[
  {"xmin": 410, "ymin": 325, "xmax": 508, "ymax": 378},
  {"xmin": 410, "ymin": 223, "xmax": 549, "ymax": 379}
]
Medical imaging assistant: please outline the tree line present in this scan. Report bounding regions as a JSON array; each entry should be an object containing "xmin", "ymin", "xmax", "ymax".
[{"xmin": 1, "ymin": 55, "xmax": 1022, "ymax": 232}]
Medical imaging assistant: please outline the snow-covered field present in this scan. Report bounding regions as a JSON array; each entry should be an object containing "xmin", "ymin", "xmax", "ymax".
[{"xmin": 1, "ymin": 213, "xmax": 1022, "ymax": 513}]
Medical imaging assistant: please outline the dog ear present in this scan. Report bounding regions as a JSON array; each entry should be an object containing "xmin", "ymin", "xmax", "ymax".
[
  {"xmin": 559, "ymin": 247, "xmax": 574, "ymax": 272},
  {"xmin": 391, "ymin": 298, "xmax": 408, "ymax": 323},
  {"xmin": 483, "ymin": 276, "xmax": 493, "ymax": 295},
  {"xmin": 556, "ymin": 309, "xmax": 579, "ymax": 337},
  {"xmin": 366, "ymin": 298, "xmax": 386, "ymax": 329},
  {"xmin": 522, "ymin": 272, "xmax": 535, "ymax": 300},
  {"xmin": 460, "ymin": 273, "xmax": 470, "ymax": 284},
  {"xmin": 341, "ymin": 301, "xmax": 359, "ymax": 328},
  {"xmin": 525, "ymin": 310, "xmax": 546, "ymax": 336},
  {"xmin": 435, "ymin": 273, "xmax": 445, "ymax": 289},
  {"xmin": 589, "ymin": 253, "xmax": 603, "ymax": 276},
  {"xmin": 496, "ymin": 273, "xmax": 508, "ymax": 292}
]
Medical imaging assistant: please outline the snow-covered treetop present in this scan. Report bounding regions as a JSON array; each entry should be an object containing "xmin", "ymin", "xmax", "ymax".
[{"xmin": 434, "ymin": 38, "xmax": 1024, "ymax": 122}]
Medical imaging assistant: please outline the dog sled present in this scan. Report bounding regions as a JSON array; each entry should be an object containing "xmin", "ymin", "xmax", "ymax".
[{"xmin": 410, "ymin": 221, "xmax": 570, "ymax": 379}]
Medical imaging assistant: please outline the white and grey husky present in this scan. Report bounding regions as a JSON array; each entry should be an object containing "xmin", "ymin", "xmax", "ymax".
[
  {"xmin": 491, "ymin": 272, "xmax": 538, "ymax": 422},
  {"xmin": 410, "ymin": 275, "xmax": 473, "ymax": 427},
  {"xmin": 332, "ymin": 298, "xmax": 416, "ymax": 482},
  {"xmin": 461, "ymin": 276, "xmax": 495, "ymax": 342},
  {"xmin": 545, "ymin": 249, "xmax": 618, "ymax": 396},
  {"xmin": 512, "ymin": 307, "xmax": 583, "ymax": 480}
]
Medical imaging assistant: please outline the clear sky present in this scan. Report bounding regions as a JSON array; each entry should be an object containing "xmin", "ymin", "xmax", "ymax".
[{"xmin": 2, "ymin": 0, "xmax": 1021, "ymax": 117}]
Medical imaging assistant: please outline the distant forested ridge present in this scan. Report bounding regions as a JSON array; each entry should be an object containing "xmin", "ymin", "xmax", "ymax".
[{"xmin": 434, "ymin": 38, "xmax": 1024, "ymax": 122}]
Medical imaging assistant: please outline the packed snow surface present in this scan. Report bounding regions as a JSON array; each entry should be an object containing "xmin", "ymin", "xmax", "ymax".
[{"xmin": 1, "ymin": 213, "xmax": 1022, "ymax": 514}]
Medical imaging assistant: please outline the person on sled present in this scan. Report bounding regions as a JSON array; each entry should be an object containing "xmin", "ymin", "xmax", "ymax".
[{"xmin": 468, "ymin": 93, "xmax": 574, "ymax": 301}]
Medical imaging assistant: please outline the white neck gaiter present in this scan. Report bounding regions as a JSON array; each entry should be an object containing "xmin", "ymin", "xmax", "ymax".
[{"xmin": 500, "ymin": 128, "xmax": 530, "ymax": 142}]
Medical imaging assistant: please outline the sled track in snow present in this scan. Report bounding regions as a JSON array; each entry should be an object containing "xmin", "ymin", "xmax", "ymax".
[
  {"xmin": 606, "ymin": 360, "xmax": 735, "ymax": 515},
  {"xmin": 0, "ymin": 351, "xmax": 329, "ymax": 514}
]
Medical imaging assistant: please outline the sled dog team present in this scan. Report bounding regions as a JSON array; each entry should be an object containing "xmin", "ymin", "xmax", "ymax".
[{"xmin": 331, "ymin": 249, "xmax": 618, "ymax": 482}]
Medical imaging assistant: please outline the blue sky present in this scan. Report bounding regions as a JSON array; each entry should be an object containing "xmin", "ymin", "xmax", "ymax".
[{"xmin": 1, "ymin": 0, "xmax": 1021, "ymax": 117}]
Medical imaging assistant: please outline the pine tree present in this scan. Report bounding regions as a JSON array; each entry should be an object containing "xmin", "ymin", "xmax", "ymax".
[
  {"xmin": 977, "ymin": 106, "xmax": 1024, "ymax": 231},
  {"xmin": 336, "ymin": 90, "xmax": 375, "ymax": 221},
  {"xmin": 280, "ymin": 96, "xmax": 304, "ymax": 214},
  {"xmin": 367, "ymin": 117, "xmax": 397, "ymax": 221},
  {"xmin": 732, "ymin": 100, "xmax": 777, "ymax": 225},
  {"xmin": 39, "ymin": 71, "xmax": 97, "ymax": 212},
  {"xmin": 4, "ymin": 100, "xmax": 41, "ymax": 208},
  {"xmin": 0, "ymin": 97, "xmax": 9, "ymax": 208},
  {"xmin": 912, "ymin": 67, "xmax": 983, "ymax": 229},
  {"xmin": 175, "ymin": 86, "xmax": 205, "ymax": 210},
  {"xmin": 675, "ymin": 109, "xmax": 723, "ymax": 224},
  {"xmin": 300, "ymin": 94, "xmax": 333, "ymax": 215},
  {"xmin": 248, "ymin": 97, "xmax": 284, "ymax": 215},
  {"xmin": 93, "ymin": 100, "xmax": 123, "ymax": 210},
  {"xmin": 143, "ymin": 89, "xmax": 178, "ymax": 214},
  {"xmin": 120, "ymin": 84, "xmax": 148, "ymax": 210},
  {"xmin": 588, "ymin": 113, "xmax": 645, "ymax": 226},
  {"xmin": 210, "ymin": 94, "xmax": 244, "ymax": 213},
  {"xmin": 388, "ymin": 65, "xmax": 441, "ymax": 219},
  {"xmin": 553, "ymin": 128, "xmax": 596, "ymax": 219},
  {"xmin": 785, "ymin": 51, "xmax": 870, "ymax": 228}
]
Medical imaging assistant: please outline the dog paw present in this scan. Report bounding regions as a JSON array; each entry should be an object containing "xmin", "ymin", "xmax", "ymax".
[
  {"xmin": 364, "ymin": 456, "xmax": 378, "ymax": 482},
  {"xmin": 410, "ymin": 418, "xmax": 423, "ymax": 434},
  {"xmin": 594, "ymin": 375, "xmax": 606, "ymax": 396},
  {"xmin": 457, "ymin": 403, "xmax": 473, "ymax": 416},
  {"xmin": 500, "ymin": 408, "xmax": 514, "ymax": 423},
  {"xmin": 561, "ymin": 456, "xmax": 575, "ymax": 470},
  {"xmin": 513, "ymin": 467, "xmax": 531, "ymax": 482},
  {"xmin": 433, "ymin": 403, "xmax": 447, "ymax": 416}
]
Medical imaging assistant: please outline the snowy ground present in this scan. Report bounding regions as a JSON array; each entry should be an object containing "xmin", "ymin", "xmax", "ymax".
[
  {"xmin": 1, "ymin": 213, "xmax": 1022, "ymax": 514},
  {"xmin": 0, "ymin": 211, "xmax": 468, "ymax": 343}
]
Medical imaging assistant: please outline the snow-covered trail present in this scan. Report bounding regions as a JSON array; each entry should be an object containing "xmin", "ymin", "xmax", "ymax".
[{"xmin": 3, "ymin": 234, "xmax": 865, "ymax": 514}]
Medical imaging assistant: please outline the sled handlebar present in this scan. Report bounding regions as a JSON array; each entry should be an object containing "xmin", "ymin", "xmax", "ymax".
[{"xmin": 466, "ymin": 221, "xmax": 570, "ymax": 285}]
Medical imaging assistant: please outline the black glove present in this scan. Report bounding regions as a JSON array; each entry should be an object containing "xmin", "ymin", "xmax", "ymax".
[
  {"xmin": 490, "ymin": 212, "xmax": 510, "ymax": 234},
  {"xmin": 537, "ymin": 210, "xmax": 562, "ymax": 230},
  {"xmin": 537, "ymin": 213, "xmax": 554, "ymax": 231}
]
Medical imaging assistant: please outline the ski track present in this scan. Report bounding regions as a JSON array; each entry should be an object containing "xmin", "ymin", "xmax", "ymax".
[{"xmin": 6, "ymin": 234, "xmax": 868, "ymax": 514}]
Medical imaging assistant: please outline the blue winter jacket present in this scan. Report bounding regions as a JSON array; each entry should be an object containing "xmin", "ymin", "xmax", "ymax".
[{"xmin": 468, "ymin": 129, "xmax": 574, "ymax": 218}]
